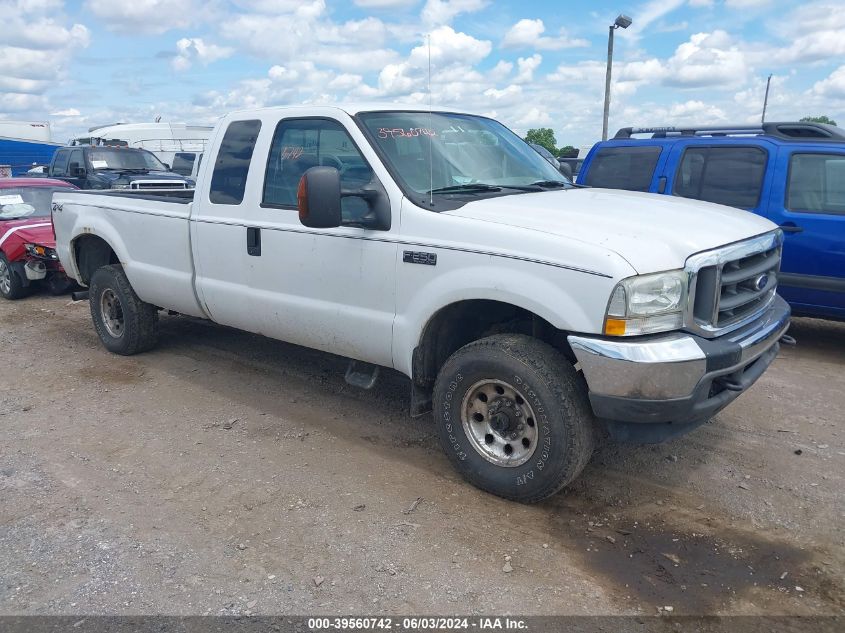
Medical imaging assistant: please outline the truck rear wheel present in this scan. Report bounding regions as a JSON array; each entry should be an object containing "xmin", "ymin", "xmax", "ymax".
[
  {"xmin": 89, "ymin": 264, "xmax": 158, "ymax": 355},
  {"xmin": 433, "ymin": 334, "xmax": 595, "ymax": 503}
]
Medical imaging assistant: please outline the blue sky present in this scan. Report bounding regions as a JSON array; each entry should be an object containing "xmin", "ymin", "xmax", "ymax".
[{"xmin": 2, "ymin": 0, "xmax": 844, "ymax": 149}]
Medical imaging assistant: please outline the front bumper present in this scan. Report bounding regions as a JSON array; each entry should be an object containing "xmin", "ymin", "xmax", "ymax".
[{"xmin": 568, "ymin": 295, "xmax": 791, "ymax": 442}]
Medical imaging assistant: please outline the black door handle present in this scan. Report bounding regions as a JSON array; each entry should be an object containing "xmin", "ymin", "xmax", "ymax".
[
  {"xmin": 657, "ymin": 176, "xmax": 667, "ymax": 194},
  {"xmin": 247, "ymin": 227, "xmax": 261, "ymax": 256},
  {"xmin": 779, "ymin": 224, "xmax": 803, "ymax": 233}
]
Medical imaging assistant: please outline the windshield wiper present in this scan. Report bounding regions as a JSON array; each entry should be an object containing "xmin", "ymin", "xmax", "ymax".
[
  {"xmin": 529, "ymin": 180, "xmax": 570, "ymax": 188},
  {"xmin": 426, "ymin": 183, "xmax": 502, "ymax": 194}
]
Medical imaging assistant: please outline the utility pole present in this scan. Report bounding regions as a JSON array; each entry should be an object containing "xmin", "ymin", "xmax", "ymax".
[{"xmin": 602, "ymin": 15, "xmax": 632, "ymax": 141}]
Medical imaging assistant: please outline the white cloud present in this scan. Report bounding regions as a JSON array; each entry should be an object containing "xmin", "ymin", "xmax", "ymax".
[
  {"xmin": 812, "ymin": 65, "xmax": 845, "ymax": 100},
  {"xmin": 501, "ymin": 19, "xmax": 588, "ymax": 50},
  {"xmin": 172, "ymin": 38, "xmax": 234, "ymax": 71},
  {"xmin": 421, "ymin": 0, "xmax": 486, "ymax": 26},
  {"xmin": 50, "ymin": 107, "xmax": 81, "ymax": 116},
  {"xmin": 84, "ymin": 0, "xmax": 195, "ymax": 34},
  {"xmin": 0, "ymin": 0, "xmax": 90, "ymax": 122},
  {"xmin": 353, "ymin": 0, "xmax": 419, "ymax": 7},
  {"xmin": 663, "ymin": 30, "xmax": 749, "ymax": 88},
  {"xmin": 515, "ymin": 54, "xmax": 541, "ymax": 83}
]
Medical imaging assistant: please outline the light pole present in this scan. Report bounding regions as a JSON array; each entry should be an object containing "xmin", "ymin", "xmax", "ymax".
[{"xmin": 602, "ymin": 14, "xmax": 632, "ymax": 141}]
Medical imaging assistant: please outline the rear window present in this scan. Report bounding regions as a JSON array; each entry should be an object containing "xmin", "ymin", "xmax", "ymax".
[
  {"xmin": 673, "ymin": 146, "xmax": 767, "ymax": 209},
  {"xmin": 582, "ymin": 146, "xmax": 660, "ymax": 192},
  {"xmin": 171, "ymin": 152, "xmax": 196, "ymax": 176},
  {"xmin": 786, "ymin": 153, "xmax": 845, "ymax": 215},
  {"xmin": 210, "ymin": 120, "xmax": 262, "ymax": 205}
]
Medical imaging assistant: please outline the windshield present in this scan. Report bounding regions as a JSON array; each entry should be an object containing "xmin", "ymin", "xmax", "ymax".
[
  {"xmin": 0, "ymin": 187, "xmax": 58, "ymax": 220},
  {"xmin": 357, "ymin": 111, "xmax": 570, "ymax": 202},
  {"xmin": 88, "ymin": 148, "xmax": 168, "ymax": 171}
]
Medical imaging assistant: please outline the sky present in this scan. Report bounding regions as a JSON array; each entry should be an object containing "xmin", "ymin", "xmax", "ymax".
[{"xmin": 2, "ymin": 0, "xmax": 844, "ymax": 150}]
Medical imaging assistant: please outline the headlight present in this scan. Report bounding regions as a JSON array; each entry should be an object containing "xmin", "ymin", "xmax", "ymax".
[
  {"xmin": 24, "ymin": 243, "xmax": 59, "ymax": 260},
  {"xmin": 604, "ymin": 270, "xmax": 687, "ymax": 336}
]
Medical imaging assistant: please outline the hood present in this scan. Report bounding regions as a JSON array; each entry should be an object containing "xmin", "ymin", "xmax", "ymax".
[
  {"xmin": 0, "ymin": 218, "xmax": 54, "ymax": 249},
  {"xmin": 95, "ymin": 170, "xmax": 188, "ymax": 183},
  {"xmin": 448, "ymin": 188, "xmax": 777, "ymax": 273}
]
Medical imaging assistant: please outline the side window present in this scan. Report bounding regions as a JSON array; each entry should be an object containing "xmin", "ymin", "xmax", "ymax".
[
  {"xmin": 52, "ymin": 150, "xmax": 70, "ymax": 176},
  {"xmin": 263, "ymin": 119, "xmax": 373, "ymax": 220},
  {"xmin": 582, "ymin": 146, "xmax": 660, "ymax": 192},
  {"xmin": 673, "ymin": 146, "xmax": 767, "ymax": 209},
  {"xmin": 171, "ymin": 152, "xmax": 196, "ymax": 176},
  {"xmin": 68, "ymin": 149, "xmax": 84, "ymax": 174},
  {"xmin": 787, "ymin": 153, "xmax": 845, "ymax": 215},
  {"xmin": 209, "ymin": 120, "xmax": 261, "ymax": 205}
]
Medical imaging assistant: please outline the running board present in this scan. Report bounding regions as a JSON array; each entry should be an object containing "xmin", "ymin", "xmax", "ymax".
[{"xmin": 345, "ymin": 360, "xmax": 380, "ymax": 390}]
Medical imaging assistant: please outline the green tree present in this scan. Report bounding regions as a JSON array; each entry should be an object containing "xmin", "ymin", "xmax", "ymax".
[
  {"xmin": 800, "ymin": 115, "xmax": 838, "ymax": 126},
  {"xmin": 558, "ymin": 145, "xmax": 579, "ymax": 158},
  {"xmin": 524, "ymin": 128, "xmax": 557, "ymax": 155}
]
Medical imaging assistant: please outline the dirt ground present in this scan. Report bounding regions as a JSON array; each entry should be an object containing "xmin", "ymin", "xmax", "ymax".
[{"xmin": 0, "ymin": 293, "xmax": 843, "ymax": 616}]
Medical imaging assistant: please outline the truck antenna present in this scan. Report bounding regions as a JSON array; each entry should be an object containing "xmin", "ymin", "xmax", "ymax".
[
  {"xmin": 761, "ymin": 74, "xmax": 772, "ymax": 124},
  {"xmin": 427, "ymin": 33, "xmax": 434, "ymax": 207}
]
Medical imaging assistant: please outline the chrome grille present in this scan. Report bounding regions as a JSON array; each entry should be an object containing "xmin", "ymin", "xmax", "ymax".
[
  {"xmin": 129, "ymin": 180, "xmax": 188, "ymax": 190},
  {"xmin": 686, "ymin": 232, "xmax": 783, "ymax": 336}
]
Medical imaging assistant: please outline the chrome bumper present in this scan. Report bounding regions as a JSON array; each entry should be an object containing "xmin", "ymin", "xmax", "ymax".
[{"xmin": 567, "ymin": 295, "xmax": 790, "ymax": 438}]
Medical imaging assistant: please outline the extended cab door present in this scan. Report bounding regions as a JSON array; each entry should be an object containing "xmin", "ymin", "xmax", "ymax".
[
  {"xmin": 765, "ymin": 146, "xmax": 845, "ymax": 318},
  {"xmin": 243, "ymin": 114, "xmax": 397, "ymax": 366},
  {"xmin": 191, "ymin": 119, "xmax": 265, "ymax": 332}
]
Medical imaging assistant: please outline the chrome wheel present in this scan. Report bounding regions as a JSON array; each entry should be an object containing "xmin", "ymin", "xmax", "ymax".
[
  {"xmin": 100, "ymin": 288, "xmax": 125, "ymax": 338},
  {"xmin": 0, "ymin": 259, "xmax": 10, "ymax": 296},
  {"xmin": 461, "ymin": 379, "xmax": 538, "ymax": 467}
]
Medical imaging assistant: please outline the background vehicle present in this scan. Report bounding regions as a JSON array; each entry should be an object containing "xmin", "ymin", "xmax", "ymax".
[
  {"xmin": 53, "ymin": 105, "xmax": 788, "ymax": 502},
  {"xmin": 558, "ymin": 157, "xmax": 584, "ymax": 179},
  {"xmin": 70, "ymin": 122, "xmax": 211, "ymax": 180},
  {"xmin": 46, "ymin": 145, "xmax": 192, "ymax": 191},
  {"xmin": 578, "ymin": 122, "xmax": 845, "ymax": 320},
  {"xmin": 0, "ymin": 121, "xmax": 62, "ymax": 177},
  {"xmin": 0, "ymin": 178, "xmax": 77, "ymax": 299}
]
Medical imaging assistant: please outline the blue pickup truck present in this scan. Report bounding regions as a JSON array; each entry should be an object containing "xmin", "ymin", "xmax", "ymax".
[{"xmin": 577, "ymin": 122, "xmax": 845, "ymax": 320}]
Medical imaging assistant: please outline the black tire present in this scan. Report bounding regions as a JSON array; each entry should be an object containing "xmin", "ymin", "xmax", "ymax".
[
  {"xmin": 0, "ymin": 252, "xmax": 29, "ymax": 300},
  {"xmin": 89, "ymin": 264, "xmax": 158, "ymax": 355},
  {"xmin": 433, "ymin": 334, "xmax": 595, "ymax": 503}
]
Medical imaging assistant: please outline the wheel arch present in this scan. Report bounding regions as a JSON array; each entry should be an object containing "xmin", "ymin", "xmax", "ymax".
[
  {"xmin": 410, "ymin": 299, "xmax": 576, "ymax": 391},
  {"xmin": 71, "ymin": 233, "xmax": 121, "ymax": 286}
]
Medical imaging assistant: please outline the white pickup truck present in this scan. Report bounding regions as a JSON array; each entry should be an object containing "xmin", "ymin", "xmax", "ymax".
[{"xmin": 52, "ymin": 104, "xmax": 790, "ymax": 502}]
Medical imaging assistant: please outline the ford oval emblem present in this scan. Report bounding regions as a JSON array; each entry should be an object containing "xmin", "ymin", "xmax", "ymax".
[{"xmin": 754, "ymin": 274, "xmax": 769, "ymax": 291}]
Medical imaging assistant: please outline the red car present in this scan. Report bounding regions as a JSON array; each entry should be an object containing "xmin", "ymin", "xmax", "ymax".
[{"xmin": 0, "ymin": 177, "xmax": 77, "ymax": 299}]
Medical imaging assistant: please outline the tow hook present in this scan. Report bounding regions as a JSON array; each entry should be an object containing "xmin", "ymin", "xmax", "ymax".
[{"xmin": 779, "ymin": 334, "xmax": 797, "ymax": 346}]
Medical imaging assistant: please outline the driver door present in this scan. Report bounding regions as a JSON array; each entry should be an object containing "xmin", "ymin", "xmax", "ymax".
[{"xmin": 245, "ymin": 117, "xmax": 397, "ymax": 367}]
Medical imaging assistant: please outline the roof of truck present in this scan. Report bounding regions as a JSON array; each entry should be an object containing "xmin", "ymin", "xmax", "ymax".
[
  {"xmin": 228, "ymin": 103, "xmax": 474, "ymax": 117},
  {"xmin": 612, "ymin": 122, "xmax": 845, "ymax": 144}
]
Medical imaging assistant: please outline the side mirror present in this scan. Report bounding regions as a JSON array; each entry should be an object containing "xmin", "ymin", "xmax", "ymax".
[
  {"xmin": 163, "ymin": 163, "xmax": 171, "ymax": 170},
  {"xmin": 70, "ymin": 163, "xmax": 85, "ymax": 177},
  {"xmin": 558, "ymin": 162, "xmax": 573, "ymax": 181},
  {"xmin": 297, "ymin": 166, "xmax": 342, "ymax": 229}
]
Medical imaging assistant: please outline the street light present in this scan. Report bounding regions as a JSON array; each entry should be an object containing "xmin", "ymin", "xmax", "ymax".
[{"xmin": 601, "ymin": 14, "xmax": 632, "ymax": 141}]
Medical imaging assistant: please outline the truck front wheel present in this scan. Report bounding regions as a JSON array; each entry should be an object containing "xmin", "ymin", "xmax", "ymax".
[
  {"xmin": 433, "ymin": 334, "xmax": 595, "ymax": 503},
  {"xmin": 89, "ymin": 265, "xmax": 158, "ymax": 355}
]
